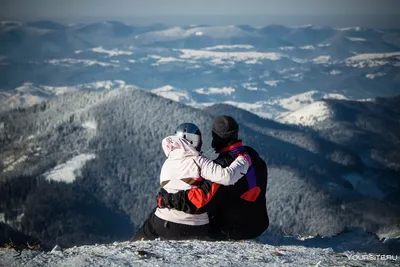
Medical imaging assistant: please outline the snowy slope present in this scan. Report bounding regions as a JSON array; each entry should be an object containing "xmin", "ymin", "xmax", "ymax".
[
  {"xmin": 268, "ymin": 91, "xmax": 347, "ymax": 112},
  {"xmin": 346, "ymin": 52, "xmax": 400, "ymax": 61},
  {"xmin": 151, "ymin": 85, "xmax": 192, "ymax": 103},
  {"xmin": 44, "ymin": 154, "xmax": 96, "ymax": 183},
  {"xmin": 278, "ymin": 101, "xmax": 333, "ymax": 126},
  {"xmin": 0, "ymin": 231, "xmax": 397, "ymax": 267}
]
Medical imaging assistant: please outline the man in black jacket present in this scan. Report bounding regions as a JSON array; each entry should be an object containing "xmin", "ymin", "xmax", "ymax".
[{"xmin": 157, "ymin": 115, "xmax": 269, "ymax": 240}]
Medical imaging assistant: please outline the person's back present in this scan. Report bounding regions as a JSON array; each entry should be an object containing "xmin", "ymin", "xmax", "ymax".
[
  {"xmin": 155, "ymin": 135, "xmax": 210, "ymax": 226},
  {"xmin": 208, "ymin": 145, "xmax": 268, "ymax": 240}
]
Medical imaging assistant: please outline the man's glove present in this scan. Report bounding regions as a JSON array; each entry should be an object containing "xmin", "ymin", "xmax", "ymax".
[{"xmin": 156, "ymin": 188, "xmax": 172, "ymax": 209}]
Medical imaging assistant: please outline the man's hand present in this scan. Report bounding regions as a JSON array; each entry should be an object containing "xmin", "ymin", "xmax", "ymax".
[
  {"xmin": 238, "ymin": 152, "xmax": 252, "ymax": 166},
  {"xmin": 231, "ymin": 146, "xmax": 252, "ymax": 166},
  {"xmin": 156, "ymin": 188, "xmax": 171, "ymax": 209}
]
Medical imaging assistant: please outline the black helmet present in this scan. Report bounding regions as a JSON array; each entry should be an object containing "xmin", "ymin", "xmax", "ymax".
[{"xmin": 175, "ymin": 123, "xmax": 202, "ymax": 151}]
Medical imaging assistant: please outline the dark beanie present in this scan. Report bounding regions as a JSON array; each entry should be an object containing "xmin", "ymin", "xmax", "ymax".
[{"xmin": 212, "ymin": 115, "xmax": 239, "ymax": 141}]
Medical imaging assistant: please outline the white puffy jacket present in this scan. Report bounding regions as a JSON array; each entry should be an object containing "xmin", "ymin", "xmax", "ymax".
[{"xmin": 155, "ymin": 135, "xmax": 250, "ymax": 226}]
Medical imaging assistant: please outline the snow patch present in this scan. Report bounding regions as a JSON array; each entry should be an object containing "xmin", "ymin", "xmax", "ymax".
[
  {"xmin": 92, "ymin": 47, "xmax": 133, "ymax": 57},
  {"xmin": 313, "ymin": 56, "xmax": 331, "ymax": 64},
  {"xmin": 151, "ymin": 57, "xmax": 193, "ymax": 66},
  {"xmin": 204, "ymin": 45, "xmax": 254, "ymax": 50},
  {"xmin": 194, "ymin": 31, "xmax": 204, "ymax": 36},
  {"xmin": 194, "ymin": 87, "xmax": 235, "ymax": 95},
  {"xmin": 177, "ymin": 49, "xmax": 284, "ymax": 64},
  {"xmin": 242, "ymin": 83, "xmax": 258, "ymax": 91},
  {"xmin": 151, "ymin": 86, "xmax": 191, "ymax": 103},
  {"xmin": 244, "ymin": 59, "xmax": 262, "ymax": 64},
  {"xmin": 3, "ymin": 155, "xmax": 28, "ymax": 172},
  {"xmin": 268, "ymin": 91, "xmax": 347, "ymax": 112},
  {"xmin": 299, "ymin": 45, "xmax": 315, "ymax": 50},
  {"xmin": 339, "ymin": 27, "xmax": 363, "ymax": 31},
  {"xmin": 346, "ymin": 52, "xmax": 400, "ymax": 61},
  {"xmin": 329, "ymin": 70, "xmax": 341, "ymax": 75},
  {"xmin": 347, "ymin": 37, "xmax": 367, "ymax": 42},
  {"xmin": 366, "ymin": 72, "xmax": 387, "ymax": 79},
  {"xmin": 45, "ymin": 154, "xmax": 96, "ymax": 183},
  {"xmin": 264, "ymin": 80, "xmax": 282, "ymax": 87},
  {"xmin": 82, "ymin": 121, "xmax": 97, "ymax": 130},
  {"xmin": 279, "ymin": 46, "xmax": 296, "ymax": 51},
  {"xmin": 279, "ymin": 101, "xmax": 333, "ymax": 126},
  {"xmin": 47, "ymin": 58, "xmax": 119, "ymax": 67}
]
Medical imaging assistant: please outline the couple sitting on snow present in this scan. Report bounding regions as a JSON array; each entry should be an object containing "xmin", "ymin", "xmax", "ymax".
[{"xmin": 132, "ymin": 115, "xmax": 269, "ymax": 241}]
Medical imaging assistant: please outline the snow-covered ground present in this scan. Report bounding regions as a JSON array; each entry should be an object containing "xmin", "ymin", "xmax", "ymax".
[
  {"xmin": 44, "ymin": 154, "xmax": 96, "ymax": 183},
  {"xmin": 91, "ymin": 47, "xmax": 133, "ymax": 57},
  {"xmin": 313, "ymin": 55, "xmax": 331, "ymax": 64},
  {"xmin": 329, "ymin": 69, "xmax": 341, "ymax": 75},
  {"xmin": 0, "ymin": 231, "xmax": 397, "ymax": 267},
  {"xmin": 82, "ymin": 120, "xmax": 97, "ymax": 131},
  {"xmin": 264, "ymin": 80, "xmax": 282, "ymax": 87},
  {"xmin": 194, "ymin": 87, "xmax": 236, "ymax": 96},
  {"xmin": 46, "ymin": 58, "xmax": 119, "ymax": 67},
  {"xmin": 347, "ymin": 37, "xmax": 367, "ymax": 42},
  {"xmin": 242, "ymin": 82, "xmax": 258, "ymax": 91},
  {"xmin": 204, "ymin": 45, "xmax": 254, "ymax": 50},
  {"xmin": 366, "ymin": 72, "xmax": 387, "ymax": 79},
  {"xmin": 299, "ymin": 45, "xmax": 315, "ymax": 50},
  {"xmin": 151, "ymin": 85, "xmax": 192, "ymax": 103},
  {"xmin": 268, "ymin": 91, "xmax": 346, "ymax": 112},
  {"xmin": 2, "ymin": 155, "xmax": 28, "ymax": 173},
  {"xmin": 177, "ymin": 49, "xmax": 284, "ymax": 64},
  {"xmin": 346, "ymin": 52, "xmax": 400, "ymax": 61},
  {"xmin": 278, "ymin": 101, "xmax": 333, "ymax": 126}
]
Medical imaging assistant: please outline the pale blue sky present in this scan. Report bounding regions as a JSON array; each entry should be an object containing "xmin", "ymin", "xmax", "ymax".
[{"xmin": 2, "ymin": 0, "xmax": 400, "ymax": 19}]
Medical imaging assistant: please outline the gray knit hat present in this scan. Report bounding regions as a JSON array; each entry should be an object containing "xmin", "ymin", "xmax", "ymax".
[{"xmin": 212, "ymin": 115, "xmax": 239, "ymax": 140}]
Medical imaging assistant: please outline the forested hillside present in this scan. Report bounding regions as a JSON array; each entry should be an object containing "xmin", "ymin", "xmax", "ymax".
[{"xmin": 1, "ymin": 88, "xmax": 399, "ymax": 248}]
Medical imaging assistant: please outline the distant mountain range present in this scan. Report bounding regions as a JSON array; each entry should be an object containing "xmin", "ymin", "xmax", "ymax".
[
  {"xmin": 0, "ymin": 21, "xmax": 399, "ymax": 249},
  {"xmin": 0, "ymin": 21, "xmax": 399, "ymax": 107}
]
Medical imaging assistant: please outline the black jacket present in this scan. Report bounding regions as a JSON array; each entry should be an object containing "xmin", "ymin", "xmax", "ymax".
[{"xmin": 164, "ymin": 144, "xmax": 269, "ymax": 240}]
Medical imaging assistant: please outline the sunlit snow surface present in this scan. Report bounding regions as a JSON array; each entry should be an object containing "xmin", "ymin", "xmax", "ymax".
[
  {"xmin": 0, "ymin": 231, "xmax": 396, "ymax": 267},
  {"xmin": 347, "ymin": 37, "xmax": 367, "ymax": 42},
  {"xmin": 151, "ymin": 85, "xmax": 191, "ymax": 103},
  {"xmin": 346, "ymin": 52, "xmax": 400, "ymax": 61},
  {"xmin": 91, "ymin": 47, "xmax": 133, "ymax": 57},
  {"xmin": 279, "ymin": 101, "xmax": 333, "ymax": 126},
  {"xmin": 45, "ymin": 154, "xmax": 96, "ymax": 183},
  {"xmin": 194, "ymin": 87, "xmax": 236, "ymax": 95}
]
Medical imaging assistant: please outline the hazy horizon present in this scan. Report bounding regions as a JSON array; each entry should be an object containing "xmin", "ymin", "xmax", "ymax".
[
  {"xmin": 1, "ymin": 0, "xmax": 399, "ymax": 28},
  {"xmin": 0, "ymin": 14, "xmax": 399, "ymax": 29}
]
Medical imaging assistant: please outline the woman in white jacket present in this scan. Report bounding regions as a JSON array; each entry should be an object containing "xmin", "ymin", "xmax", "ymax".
[{"xmin": 132, "ymin": 122, "xmax": 251, "ymax": 241}]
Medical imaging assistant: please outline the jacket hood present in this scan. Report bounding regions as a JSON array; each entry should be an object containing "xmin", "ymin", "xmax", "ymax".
[{"xmin": 162, "ymin": 135, "xmax": 200, "ymax": 159}]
